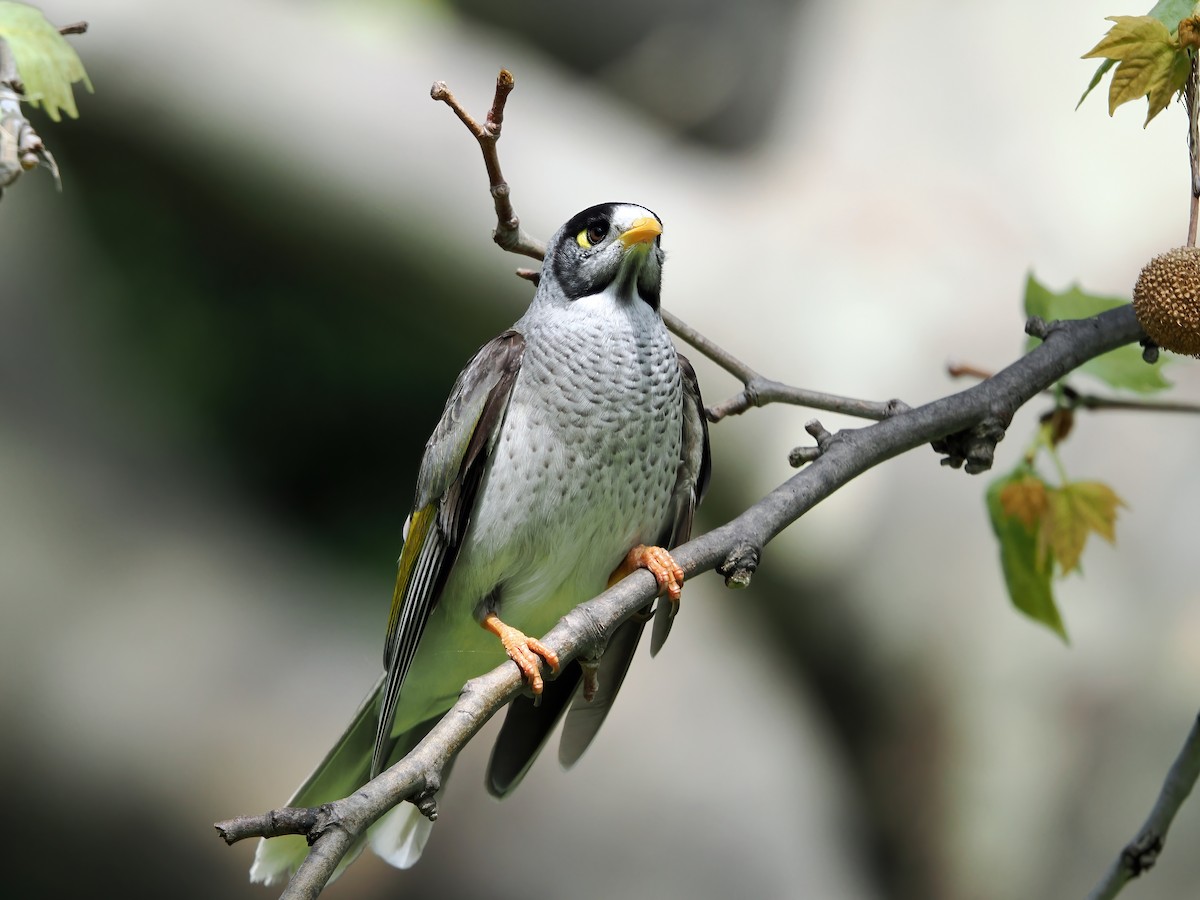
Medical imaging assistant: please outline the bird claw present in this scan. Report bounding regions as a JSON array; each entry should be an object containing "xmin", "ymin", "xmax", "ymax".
[
  {"xmin": 616, "ymin": 544, "xmax": 685, "ymax": 602},
  {"xmin": 483, "ymin": 613, "xmax": 560, "ymax": 695}
]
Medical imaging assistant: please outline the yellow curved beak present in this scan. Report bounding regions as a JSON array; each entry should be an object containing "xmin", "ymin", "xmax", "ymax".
[{"xmin": 618, "ymin": 216, "xmax": 662, "ymax": 248}]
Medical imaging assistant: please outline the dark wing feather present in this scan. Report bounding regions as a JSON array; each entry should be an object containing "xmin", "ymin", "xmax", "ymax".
[
  {"xmin": 370, "ymin": 330, "xmax": 525, "ymax": 777},
  {"xmin": 486, "ymin": 662, "xmax": 583, "ymax": 797},
  {"xmin": 650, "ymin": 349, "xmax": 712, "ymax": 654},
  {"xmin": 557, "ymin": 615, "xmax": 646, "ymax": 767}
]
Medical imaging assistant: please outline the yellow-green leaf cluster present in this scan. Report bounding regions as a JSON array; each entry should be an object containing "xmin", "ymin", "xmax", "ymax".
[
  {"xmin": 1081, "ymin": 15, "xmax": 1191, "ymax": 125},
  {"xmin": 1040, "ymin": 481, "xmax": 1123, "ymax": 574},
  {"xmin": 988, "ymin": 470, "xmax": 1124, "ymax": 640},
  {"xmin": 0, "ymin": 1, "xmax": 91, "ymax": 121}
]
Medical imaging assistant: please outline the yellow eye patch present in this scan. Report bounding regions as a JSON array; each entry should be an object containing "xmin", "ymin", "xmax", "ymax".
[{"xmin": 576, "ymin": 218, "xmax": 610, "ymax": 249}]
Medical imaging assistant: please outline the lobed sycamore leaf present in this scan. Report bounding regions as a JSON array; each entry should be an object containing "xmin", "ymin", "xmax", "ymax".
[
  {"xmin": 1023, "ymin": 274, "xmax": 1171, "ymax": 393},
  {"xmin": 1142, "ymin": 41, "xmax": 1192, "ymax": 124},
  {"xmin": 987, "ymin": 472, "xmax": 1065, "ymax": 641},
  {"xmin": 1062, "ymin": 481, "xmax": 1123, "ymax": 544},
  {"xmin": 0, "ymin": 1, "xmax": 91, "ymax": 121},
  {"xmin": 1041, "ymin": 489, "xmax": 1090, "ymax": 575},
  {"xmin": 1077, "ymin": 59, "xmax": 1116, "ymax": 110},
  {"xmin": 987, "ymin": 470, "xmax": 1123, "ymax": 640},
  {"xmin": 998, "ymin": 473, "xmax": 1048, "ymax": 530},
  {"xmin": 1079, "ymin": 10, "xmax": 1192, "ymax": 123},
  {"xmin": 1084, "ymin": 15, "xmax": 1174, "ymax": 63},
  {"xmin": 1039, "ymin": 481, "xmax": 1124, "ymax": 575}
]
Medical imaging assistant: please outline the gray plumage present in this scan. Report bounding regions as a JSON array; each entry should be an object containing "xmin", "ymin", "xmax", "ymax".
[{"xmin": 251, "ymin": 202, "xmax": 710, "ymax": 885}]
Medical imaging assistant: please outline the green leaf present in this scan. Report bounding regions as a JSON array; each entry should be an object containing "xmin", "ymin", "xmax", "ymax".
[
  {"xmin": 1023, "ymin": 273, "xmax": 1171, "ymax": 393},
  {"xmin": 1146, "ymin": 0, "xmax": 1197, "ymax": 31},
  {"xmin": 1066, "ymin": 481, "xmax": 1123, "ymax": 543},
  {"xmin": 997, "ymin": 473, "xmax": 1048, "ymax": 530},
  {"xmin": 1041, "ymin": 487, "xmax": 1092, "ymax": 575},
  {"xmin": 1083, "ymin": 16, "xmax": 1175, "ymax": 64},
  {"xmin": 1080, "ymin": 1, "xmax": 1200, "ymax": 118},
  {"xmin": 1082, "ymin": 16, "xmax": 1188, "ymax": 120},
  {"xmin": 987, "ymin": 472, "xmax": 1066, "ymax": 641},
  {"xmin": 1040, "ymin": 481, "xmax": 1123, "ymax": 574},
  {"xmin": 1024, "ymin": 273, "xmax": 1125, "ymax": 320},
  {"xmin": 0, "ymin": 1, "xmax": 92, "ymax": 121},
  {"xmin": 1146, "ymin": 38, "xmax": 1193, "ymax": 125},
  {"xmin": 1078, "ymin": 59, "xmax": 1116, "ymax": 110}
]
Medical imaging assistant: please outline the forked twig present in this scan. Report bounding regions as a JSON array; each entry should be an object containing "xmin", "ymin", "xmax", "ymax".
[
  {"xmin": 430, "ymin": 71, "xmax": 545, "ymax": 260},
  {"xmin": 432, "ymin": 69, "xmax": 902, "ymax": 425}
]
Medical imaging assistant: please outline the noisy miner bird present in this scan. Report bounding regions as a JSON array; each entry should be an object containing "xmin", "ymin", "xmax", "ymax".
[{"xmin": 251, "ymin": 202, "xmax": 711, "ymax": 884}]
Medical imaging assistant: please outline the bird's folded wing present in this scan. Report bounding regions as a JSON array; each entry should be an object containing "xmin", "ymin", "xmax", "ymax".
[
  {"xmin": 650, "ymin": 349, "xmax": 712, "ymax": 654},
  {"xmin": 372, "ymin": 330, "xmax": 526, "ymax": 777}
]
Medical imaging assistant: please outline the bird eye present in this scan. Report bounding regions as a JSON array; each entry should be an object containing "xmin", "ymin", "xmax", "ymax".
[{"xmin": 576, "ymin": 217, "xmax": 610, "ymax": 249}]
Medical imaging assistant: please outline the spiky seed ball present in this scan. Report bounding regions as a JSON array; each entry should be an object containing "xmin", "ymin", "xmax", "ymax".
[{"xmin": 1133, "ymin": 246, "xmax": 1200, "ymax": 357}]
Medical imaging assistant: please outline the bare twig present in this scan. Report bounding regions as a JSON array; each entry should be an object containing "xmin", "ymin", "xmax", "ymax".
[
  {"xmin": 216, "ymin": 808, "xmax": 319, "ymax": 845},
  {"xmin": 662, "ymin": 308, "xmax": 905, "ymax": 422},
  {"xmin": 947, "ymin": 361, "xmax": 996, "ymax": 381},
  {"xmin": 220, "ymin": 305, "xmax": 1146, "ymax": 899},
  {"xmin": 1087, "ymin": 711, "xmax": 1200, "ymax": 900},
  {"xmin": 1187, "ymin": 51, "xmax": 1199, "ymax": 247},
  {"xmin": 430, "ymin": 71, "xmax": 546, "ymax": 260},
  {"xmin": 948, "ymin": 360, "xmax": 1200, "ymax": 415},
  {"xmin": 1070, "ymin": 393, "xmax": 1200, "ymax": 413}
]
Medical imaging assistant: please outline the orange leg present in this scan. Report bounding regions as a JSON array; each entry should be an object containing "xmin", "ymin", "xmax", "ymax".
[
  {"xmin": 608, "ymin": 544, "xmax": 685, "ymax": 603},
  {"xmin": 482, "ymin": 613, "xmax": 560, "ymax": 695}
]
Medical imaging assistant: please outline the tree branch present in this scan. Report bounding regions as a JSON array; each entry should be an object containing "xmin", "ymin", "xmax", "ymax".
[
  {"xmin": 218, "ymin": 69, "xmax": 1166, "ymax": 899},
  {"xmin": 218, "ymin": 303, "xmax": 1146, "ymax": 898},
  {"xmin": 1086, "ymin": 711, "xmax": 1200, "ymax": 900}
]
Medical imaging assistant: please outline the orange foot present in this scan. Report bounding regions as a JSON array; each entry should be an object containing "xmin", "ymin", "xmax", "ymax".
[
  {"xmin": 609, "ymin": 544, "xmax": 686, "ymax": 604},
  {"xmin": 482, "ymin": 612, "xmax": 560, "ymax": 695}
]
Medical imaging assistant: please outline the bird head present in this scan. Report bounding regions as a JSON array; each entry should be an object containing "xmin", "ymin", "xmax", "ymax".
[{"xmin": 539, "ymin": 202, "xmax": 664, "ymax": 311}]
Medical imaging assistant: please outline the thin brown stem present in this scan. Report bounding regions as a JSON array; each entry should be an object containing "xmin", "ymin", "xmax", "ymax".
[
  {"xmin": 1071, "ymin": 394, "xmax": 1200, "ymax": 414},
  {"xmin": 947, "ymin": 361, "xmax": 996, "ymax": 381},
  {"xmin": 1187, "ymin": 51, "xmax": 1199, "ymax": 247},
  {"xmin": 430, "ymin": 71, "xmax": 545, "ymax": 260}
]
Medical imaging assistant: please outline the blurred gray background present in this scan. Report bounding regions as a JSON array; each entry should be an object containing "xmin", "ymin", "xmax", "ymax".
[{"xmin": 4, "ymin": 1, "xmax": 1200, "ymax": 898}]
